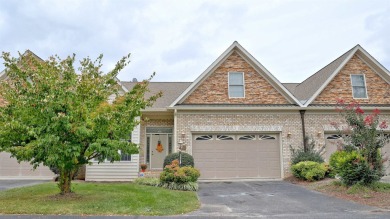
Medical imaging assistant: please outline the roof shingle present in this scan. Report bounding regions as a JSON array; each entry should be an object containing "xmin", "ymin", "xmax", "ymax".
[
  {"xmin": 121, "ymin": 82, "xmax": 191, "ymax": 108},
  {"xmin": 292, "ymin": 46, "xmax": 356, "ymax": 103}
]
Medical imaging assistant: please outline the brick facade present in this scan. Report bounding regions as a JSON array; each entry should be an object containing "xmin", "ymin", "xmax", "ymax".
[
  {"xmin": 183, "ymin": 51, "xmax": 289, "ymax": 104},
  {"xmin": 175, "ymin": 111, "xmax": 303, "ymax": 176},
  {"xmin": 172, "ymin": 111, "xmax": 390, "ymax": 177},
  {"xmin": 313, "ymin": 55, "xmax": 390, "ymax": 104}
]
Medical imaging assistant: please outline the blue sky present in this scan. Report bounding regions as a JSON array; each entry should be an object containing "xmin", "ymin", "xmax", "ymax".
[{"xmin": 1, "ymin": 0, "xmax": 389, "ymax": 83}]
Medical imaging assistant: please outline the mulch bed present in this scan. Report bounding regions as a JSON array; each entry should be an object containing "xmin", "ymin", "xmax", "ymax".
[{"xmin": 284, "ymin": 176, "xmax": 390, "ymax": 210}]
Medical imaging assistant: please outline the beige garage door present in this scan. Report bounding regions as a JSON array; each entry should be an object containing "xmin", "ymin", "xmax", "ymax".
[
  {"xmin": 325, "ymin": 134, "xmax": 390, "ymax": 175},
  {"xmin": 0, "ymin": 152, "xmax": 55, "ymax": 179},
  {"xmin": 192, "ymin": 133, "xmax": 281, "ymax": 179}
]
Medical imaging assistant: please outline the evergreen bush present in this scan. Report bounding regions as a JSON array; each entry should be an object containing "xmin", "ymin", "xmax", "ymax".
[{"xmin": 163, "ymin": 152, "xmax": 194, "ymax": 168}]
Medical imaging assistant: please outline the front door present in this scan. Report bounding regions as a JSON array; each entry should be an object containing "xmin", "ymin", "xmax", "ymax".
[{"xmin": 150, "ymin": 134, "xmax": 169, "ymax": 169}]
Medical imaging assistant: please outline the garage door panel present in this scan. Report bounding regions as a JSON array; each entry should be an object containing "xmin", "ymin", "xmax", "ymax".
[
  {"xmin": 383, "ymin": 142, "xmax": 390, "ymax": 175},
  {"xmin": 193, "ymin": 133, "xmax": 281, "ymax": 179},
  {"xmin": 236, "ymin": 153, "xmax": 258, "ymax": 160},
  {"xmin": 215, "ymin": 170, "xmax": 237, "ymax": 178},
  {"xmin": 213, "ymin": 152, "xmax": 236, "ymax": 159},
  {"xmin": 0, "ymin": 152, "xmax": 55, "ymax": 179},
  {"xmin": 200, "ymin": 171, "xmax": 217, "ymax": 179}
]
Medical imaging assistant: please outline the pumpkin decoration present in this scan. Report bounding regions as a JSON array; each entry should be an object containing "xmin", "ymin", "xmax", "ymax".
[{"xmin": 156, "ymin": 140, "xmax": 164, "ymax": 152}]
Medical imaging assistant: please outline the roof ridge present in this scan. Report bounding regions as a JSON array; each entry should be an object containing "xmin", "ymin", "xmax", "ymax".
[
  {"xmin": 296, "ymin": 45, "xmax": 358, "ymax": 88},
  {"xmin": 121, "ymin": 81, "xmax": 192, "ymax": 83}
]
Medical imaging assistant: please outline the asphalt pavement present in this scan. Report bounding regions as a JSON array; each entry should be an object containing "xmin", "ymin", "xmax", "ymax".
[
  {"xmin": 0, "ymin": 180, "xmax": 389, "ymax": 218},
  {"xmin": 0, "ymin": 180, "xmax": 50, "ymax": 191}
]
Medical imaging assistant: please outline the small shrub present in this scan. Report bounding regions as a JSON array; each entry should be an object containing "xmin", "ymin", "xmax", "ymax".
[
  {"xmin": 329, "ymin": 150, "xmax": 379, "ymax": 186},
  {"xmin": 322, "ymin": 163, "xmax": 335, "ymax": 178},
  {"xmin": 290, "ymin": 137, "xmax": 324, "ymax": 165},
  {"xmin": 291, "ymin": 161, "xmax": 326, "ymax": 181},
  {"xmin": 134, "ymin": 177, "xmax": 160, "ymax": 187},
  {"xmin": 179, "ymin": 166, "xmax": 200, "ymax": 182},
  {"xmin": 163, "ymin": 152, "xmax": 194, "ymax": 168},
  {"xmin": 159, "ymin": 159, "xmax": 201, "ymax": 191}
]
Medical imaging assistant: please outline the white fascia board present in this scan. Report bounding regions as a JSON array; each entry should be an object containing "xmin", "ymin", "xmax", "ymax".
[
  {"xmin": 142, "ymin": 108, "xmax": 171, "ymax": 112},
  {"xmin": 0, "ymin": 69, "xmax": 5, "ymax": 78},
  {"xmin": 115, "ymin": 77, "xmax": 129, "ymax": 92},
  {"xmin": 170, "ymin": 105, "xmax": 302, "ymax": 111},
  {"xmin": 303, "ymin": 46, "xmax": 359, "ymax": 107},
  {"xmin": 304, "ymin": 106, "xmax": 390, "ymax": 111},
  {"xmin": 169, "ymin": 42, "xmax": 239, "ymax": 107},
  {"xmin": 355, "ymin": 46, "xmax": 390, "ymax": 83},
  {"xmin": 234, "ymin": 43, "xmax": 303, "ymax": 107}
]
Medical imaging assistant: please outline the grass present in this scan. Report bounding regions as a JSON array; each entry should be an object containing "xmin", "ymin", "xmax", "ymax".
[
  {"xmin": 134, "ymin": 177, "xmax": 160, "ymax": 187},
  {"xmin": 0, "ymin": 182, "xmax": 200, "ymax": 216}
]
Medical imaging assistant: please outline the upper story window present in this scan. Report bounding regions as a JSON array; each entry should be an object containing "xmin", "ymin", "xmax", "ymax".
[
  {"xmin": 350, "ymin": 74, "xmax": 368, "ymax": 99},
  {"xmin": 229, "ymin": 72, "xmax": 244, "ymax": 98}
]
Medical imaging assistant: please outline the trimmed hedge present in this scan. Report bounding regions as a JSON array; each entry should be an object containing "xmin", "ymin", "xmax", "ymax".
[
  {"xmin": 291, "ymin": 161, "xmax": 327, "ymax": 181},
  {"xmin": 163, "ymin": 152, "xmax": 194, "ymax": 168}
]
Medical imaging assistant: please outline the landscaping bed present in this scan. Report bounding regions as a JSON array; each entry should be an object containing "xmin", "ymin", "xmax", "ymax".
[
  {"xmin": 286, "ymin": 176, "xmax": 390, "ymax": 210},
  {"xmin": 0, "ymin": 182, "xmax": 199, "ymax": 216}
]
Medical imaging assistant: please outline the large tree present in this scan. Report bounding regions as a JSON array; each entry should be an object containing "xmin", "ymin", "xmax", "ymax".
[{"xmin": 0, "ymin": 52, "xmax": 160, "ymax": 194}]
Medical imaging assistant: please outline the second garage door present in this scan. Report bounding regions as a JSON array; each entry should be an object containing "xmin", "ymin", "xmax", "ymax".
[
  {"xmin": 192, "ymin": 133, "xmax": 281, "ymax": 179},
  {"xmin": 0, "ymin": 152, "xmax": 55, "ymax": 179},
  {"xmin": 325, "ymin": 134, "xmax": 390, "ymax": 175}
]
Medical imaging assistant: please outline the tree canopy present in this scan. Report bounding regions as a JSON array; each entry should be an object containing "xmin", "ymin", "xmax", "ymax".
[{"xmin": 0, "ymin": 52, "xmax": 160, "ymax": 194}]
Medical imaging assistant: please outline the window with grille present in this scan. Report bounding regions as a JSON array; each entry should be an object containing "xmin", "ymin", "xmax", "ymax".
[
  {"xmin": 229, "ymin": 72, "xmax": 244, "ymax": 98},
  {"xmin": 351, "ymin": 75, "xmax": 367, "ymax": 98}
]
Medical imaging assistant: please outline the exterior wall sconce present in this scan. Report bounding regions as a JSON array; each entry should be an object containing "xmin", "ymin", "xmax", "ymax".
[
  {"xmin": 287, "ymin": 132, "xmax": 292, "ymax": 138},
  {"xmin": 317, "ymin": 131, "xmax": 322, "ymax": 137},
  {"xmin": 181, "ymin": 132, "xmax": 185, "ymax": 138}
]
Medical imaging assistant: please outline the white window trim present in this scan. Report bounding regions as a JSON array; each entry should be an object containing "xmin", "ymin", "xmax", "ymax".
[
  {"xmin": 350, "ymin": 74, "xmax": 369, "ymax": 99},
  {"xmin": 228, "ymin": 72, "xmax": 245, "ymax": 98}
]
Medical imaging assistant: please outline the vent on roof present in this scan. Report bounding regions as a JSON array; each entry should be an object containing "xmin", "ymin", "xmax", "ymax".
[{"xmin": 132, "ymin": 78, "xmax": 138, "ymax": 82}]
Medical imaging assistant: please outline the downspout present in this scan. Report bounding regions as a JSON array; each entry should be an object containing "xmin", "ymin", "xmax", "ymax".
[
  {"xmin": 299, "ymin": 110, "xmax": 307, "ymax": 152},
  {"xmin": 173, "ymin": 109, "xmax": 177, "ymax": 152}
]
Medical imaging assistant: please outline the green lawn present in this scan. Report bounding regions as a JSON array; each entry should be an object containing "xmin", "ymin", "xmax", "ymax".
[{"xmin": 0, "ymin": 182, "xmax": 200, "ymax": 216}]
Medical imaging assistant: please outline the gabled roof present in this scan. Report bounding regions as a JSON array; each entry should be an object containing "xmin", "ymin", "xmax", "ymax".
[
  {"xmin": 292, "ymin": 46, "xmax": 356, "ymax": 103},
  {"xmin": 301, "ymin": 45, "xmax": 390, "ymax": 106},
  {"xmin": 170, "ymin": 41, "xmax": 303, "ymax": 107},
  {"xmin": 122, "ymin": 82, "xmax": 191, "ymax": 109},
  {"xmin": 282, "ymin": 83, "xmax": 299, "ymax": 94},
  {"xmin": 0, "ymin": 50, "xmax": 44, "ymax": 81}
]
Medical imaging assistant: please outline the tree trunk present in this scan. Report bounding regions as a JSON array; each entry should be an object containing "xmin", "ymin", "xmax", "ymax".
[{"xmin": 59, "ymin": 169, "xmax": 72, "ymax": 195}]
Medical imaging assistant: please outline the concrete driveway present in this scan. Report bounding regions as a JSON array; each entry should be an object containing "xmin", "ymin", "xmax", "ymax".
[
  {"xmin": 0, "ymin": 180, "xmax": 49, "ymax": 191},
  {"xmin": 188, "ymin": 181, "xmax": 390, "ymax": 218}
]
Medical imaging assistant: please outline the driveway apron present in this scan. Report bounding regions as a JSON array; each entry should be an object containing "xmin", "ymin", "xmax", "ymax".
[
  {"xmin": 0, "ymin": 180, "xmax": 49, "ymax": 191},
  {"xmin": 188, "ymin": 181, "xmax": 390, "ymax": 218}
]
